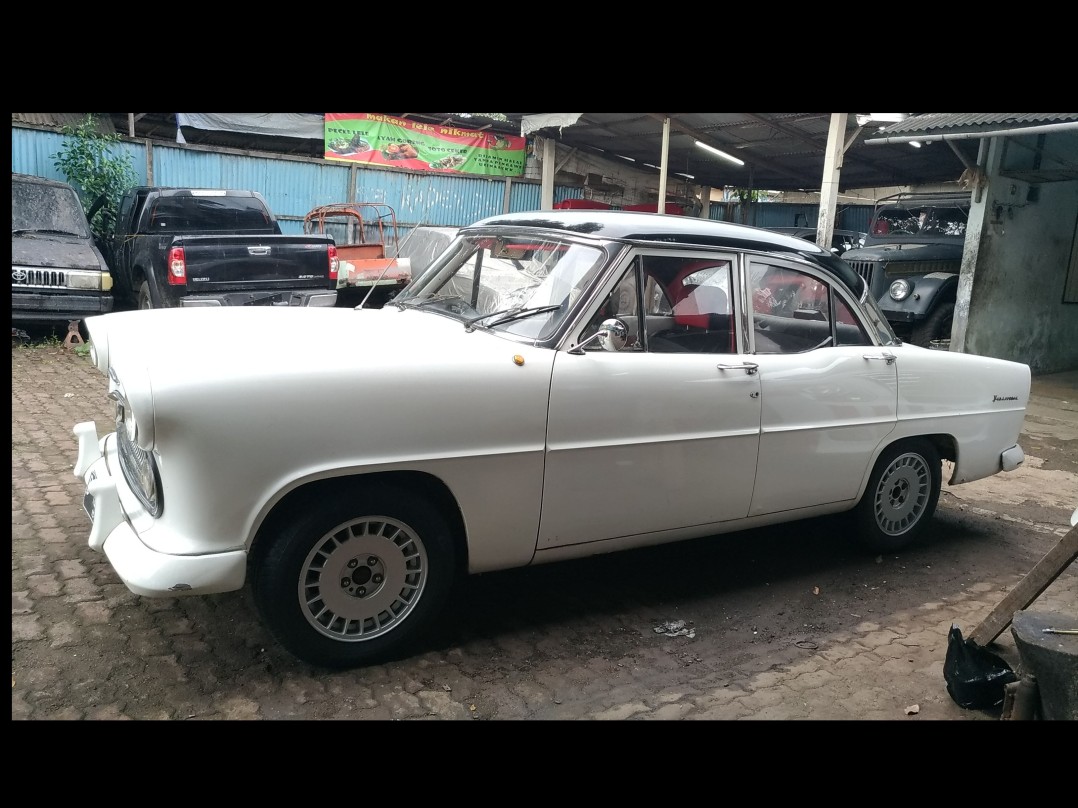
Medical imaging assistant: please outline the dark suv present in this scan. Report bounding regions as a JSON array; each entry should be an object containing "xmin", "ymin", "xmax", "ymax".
[
  {"xmin": 839, "ymin": 192, "xmax": 970, "ymax": 348},
  {"xmin": 11, "ymin": 173, "xmax": 114, "ymax": 328}
]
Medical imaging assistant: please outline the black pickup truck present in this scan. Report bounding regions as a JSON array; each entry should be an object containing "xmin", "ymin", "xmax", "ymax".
[{"xmin": 104, "ymin": 187, "xmax": 339, "ymax": 310}]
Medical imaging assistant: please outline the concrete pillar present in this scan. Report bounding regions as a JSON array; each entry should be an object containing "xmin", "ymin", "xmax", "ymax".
[
  {"xmin": 816, "ymin": 113, "xmax": 846, "ymax": 251},
  {"xmin": 541, "ymin": 137, "xmax": 555, "ymax": 211}
]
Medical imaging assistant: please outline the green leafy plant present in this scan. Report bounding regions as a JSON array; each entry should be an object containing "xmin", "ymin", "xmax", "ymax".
[
  {"xmin": 52, "ymin": 114, "xmax": 137, "ymax": 244},
  {"xmin": 728, "ymin": 187, "xmax": 766, "ymax": 225}
]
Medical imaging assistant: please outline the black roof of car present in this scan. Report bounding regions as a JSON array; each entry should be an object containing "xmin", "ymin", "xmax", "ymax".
[{"xmin": 466, "ymin": 209, "xmax": 866, "ymax": 296}]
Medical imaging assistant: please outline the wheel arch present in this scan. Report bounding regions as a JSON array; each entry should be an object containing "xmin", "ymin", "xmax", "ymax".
[
  {"xmin": 859, "ymin": 432, "xmax": 956, "ymax": 500},
  {"xmin": 250, "ymin": 470, "xmax": 469, "ymax": 574},
  {"xmin": 911, "ymin": 274, "xmax": 958, "ymax": 318}
]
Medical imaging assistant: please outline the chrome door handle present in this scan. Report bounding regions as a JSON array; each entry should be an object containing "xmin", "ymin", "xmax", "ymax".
[
  {"xmin": 717, "ymin": 362, "xmax": 759, "ymax": 375},
  {"xmin": 862, "ymin": 352, "xmax": 896, "ymax": 365}
]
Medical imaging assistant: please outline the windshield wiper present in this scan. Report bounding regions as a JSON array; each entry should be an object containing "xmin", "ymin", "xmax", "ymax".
[
  {"xmin": 465, "ymin": 304, "xmax": 562, "ymax": 330},
  {"xmin": 397, "ymin": 294, "xmax": 466, "ymax": 311}
]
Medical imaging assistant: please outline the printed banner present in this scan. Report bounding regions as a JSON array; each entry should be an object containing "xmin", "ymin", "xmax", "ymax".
[{"xmin": 325, "ymin": 113, "xmax": 526, "ymax": 177}]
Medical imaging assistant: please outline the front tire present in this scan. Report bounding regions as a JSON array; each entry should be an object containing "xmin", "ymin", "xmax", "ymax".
[
  {"xmin": 250, "ymin": 486, "xmax": 457, "ymax": 668},
  {"xmin": 911, "ymin": 301, "xmax": 954, "ymax": 348},
  {"xmin": 853, "ymin": 439, "xmax": 941, "ymax": 552}
]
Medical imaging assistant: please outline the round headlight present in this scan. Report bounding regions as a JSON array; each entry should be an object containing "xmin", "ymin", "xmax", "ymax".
[
  {"xmin": 123, "ymin": 407, "xmax": 139, "ymax": 443},
  {"xmin": 889, "ymin": 279, "xmax": 911, "ymax": 301}
]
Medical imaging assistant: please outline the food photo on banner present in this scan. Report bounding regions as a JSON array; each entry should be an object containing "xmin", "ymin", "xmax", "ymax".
[{"xmin": 324, "ymin": 113, "xmax": 526, "ymax": 176}]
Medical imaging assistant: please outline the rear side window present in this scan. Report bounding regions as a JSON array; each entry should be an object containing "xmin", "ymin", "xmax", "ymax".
[
  {"xmin": 147, "ymin": 196, "xmax": 274, "ymax": 232},
  {"xmin": 750, "ymin": 262, "xmax": 870, "ymax": 353}
]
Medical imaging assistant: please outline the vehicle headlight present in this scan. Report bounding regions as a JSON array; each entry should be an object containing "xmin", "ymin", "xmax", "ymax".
[
  {"xmin": 106, "ymin": 368, "xmax": 154, "ymax": 449},
  {"xmin": 889, "ymin": 279, "xmax": 912, "ymax": 301},
  {"xmin": 68, "ymin": 271, "xmax": 112, "ymax": 291},
  {"xmin": 107, "ymin": 375, "xmax": 138, "ymax": 443},
  {"xmin": 108, "ymin": 371, "xmax": 161, "ymax": 516}
]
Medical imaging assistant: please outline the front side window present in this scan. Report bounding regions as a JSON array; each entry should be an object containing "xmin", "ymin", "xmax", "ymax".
[{"xmin": 582, "ymin": 254, "xmax": 735, "ymax": 354}]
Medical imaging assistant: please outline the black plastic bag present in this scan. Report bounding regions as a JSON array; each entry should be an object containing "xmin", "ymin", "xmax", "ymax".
[{"xmin": 943, "ymin": 623, "xmax": 1018, "ymax": 709}]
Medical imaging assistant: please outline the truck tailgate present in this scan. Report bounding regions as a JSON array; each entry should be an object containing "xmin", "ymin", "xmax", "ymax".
[{"xmin": 176, "ymin": 234, "xmax": 335, "ymax": 291}]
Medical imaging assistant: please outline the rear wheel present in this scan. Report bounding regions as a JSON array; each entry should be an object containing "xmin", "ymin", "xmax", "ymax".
[
  {"xmin": 250, "ymin": 485, "xmax": 458, "ymax": 668},
  {"xmin": 137, "ymin": 281, "xmax": 154, "ymax": 310},
  {"xmin": 853, "ymin": 439, "xmax": 942, "ymax": 552}
]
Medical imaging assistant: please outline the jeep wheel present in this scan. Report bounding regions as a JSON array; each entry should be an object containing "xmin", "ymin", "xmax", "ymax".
[
  {"xmin": 911, "ymin": 301, "xmax": 954, "ymax": 348},
  {"xmin": 250, "ymin": 485, "xmax": 458, "ymax": 668}
]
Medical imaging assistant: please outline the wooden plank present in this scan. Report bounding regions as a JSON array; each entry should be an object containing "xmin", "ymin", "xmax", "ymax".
[{"xmin": 968, "ymin": 524, "xmax": 1078, "ymax": 647}]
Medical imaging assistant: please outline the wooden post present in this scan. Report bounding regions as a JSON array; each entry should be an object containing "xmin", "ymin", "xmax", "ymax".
[{"xmin": 968, "ymin": 524, "xmax": 1078, "ymax": 647}]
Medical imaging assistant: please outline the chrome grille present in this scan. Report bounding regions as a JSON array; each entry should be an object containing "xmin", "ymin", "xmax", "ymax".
[{"xmin": 12, "ymin": 267, "xmax": 68, "ymax": 288}]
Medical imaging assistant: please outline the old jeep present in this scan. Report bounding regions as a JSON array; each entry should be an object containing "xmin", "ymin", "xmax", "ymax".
[{"xmin": 840, "ymin": 191, "xmax": 970, "ymax": 348}]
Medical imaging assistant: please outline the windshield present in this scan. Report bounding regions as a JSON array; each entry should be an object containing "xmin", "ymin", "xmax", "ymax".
[
  {"xmin": 871, "ymin": 203, "xmax": 968, "ymax": 238},
  {"xmin": 12, "ymin": 179, "xmax": 92, "ymax": 237},
  {"xmin": 394, "ymin": 233, "xmax": 607, "ymax": 341}
]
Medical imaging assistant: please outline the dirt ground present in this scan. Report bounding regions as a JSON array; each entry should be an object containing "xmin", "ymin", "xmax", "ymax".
[{"xmin": 11, "ymin": 335, "xmax": 1077, "ymax": 720}]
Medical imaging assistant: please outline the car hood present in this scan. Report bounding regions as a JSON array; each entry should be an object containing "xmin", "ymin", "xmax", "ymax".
[
  {"xmin": 84, "ymin": 305, "xmax": 526, "ymax": 384},
  {"xmin": 842, "ymin": 242, "xmax": 962, "ymax": 262},
  {"xmin": 12, "ymin": 233, "xmax": 109, "ymax": 271}
]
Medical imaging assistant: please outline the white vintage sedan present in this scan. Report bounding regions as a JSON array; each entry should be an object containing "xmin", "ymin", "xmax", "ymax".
[{"xmin": 73, "ymin": 210, "xmax": 1031, "ymax": 668}]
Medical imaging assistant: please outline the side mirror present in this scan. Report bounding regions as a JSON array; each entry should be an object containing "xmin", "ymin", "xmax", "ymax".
[{"xmin": 569, "ymin": 318, "xmax": 629, "ymax": 355}]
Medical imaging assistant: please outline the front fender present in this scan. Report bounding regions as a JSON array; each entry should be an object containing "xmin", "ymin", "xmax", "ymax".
[{"xmin": 878, "ymin": 272, "xmax": 957, "ymax": 323}]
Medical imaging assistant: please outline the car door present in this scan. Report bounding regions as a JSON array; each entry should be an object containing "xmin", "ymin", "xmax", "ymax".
[
  {"xmin": 538, "ymin": 252, "xmax": 762, "ymax": 550},
  {"xmin": 744, "ymin": 258, "xmax": 898, "ymax": 517}
]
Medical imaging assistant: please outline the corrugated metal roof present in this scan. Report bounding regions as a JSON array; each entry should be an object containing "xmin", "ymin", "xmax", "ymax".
[
  {"xmin": 84, "ymin": 112, "xmax": 972, "ymax": 192},
  {"xmin": 880, "ymin": 113, "xmax": 1078, "ymax": 135},
  {"xmin": 11, "ymin": 113, "xmax": 116, "ymax": 133}
]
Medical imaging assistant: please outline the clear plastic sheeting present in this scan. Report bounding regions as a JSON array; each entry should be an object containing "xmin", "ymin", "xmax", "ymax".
[
  {"xmin": 520, "ymin": 113, "xmax": 583, "ymax": 136},
  {"xmin": 175, "ymin": 113, "xmax": 325, "ymax": 144}
]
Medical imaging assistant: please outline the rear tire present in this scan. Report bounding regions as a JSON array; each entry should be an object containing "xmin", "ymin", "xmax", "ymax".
[
  {"xmin": 137, "ymin": 281, "xmax": 154, "ymax": 310},
  {"xmin": 250, "ymin": 485, "xmax": 457, "ymax": 669},
  {"xmin": 853, "ymin": 439, "xmax": 941, "ymax": 553}
]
